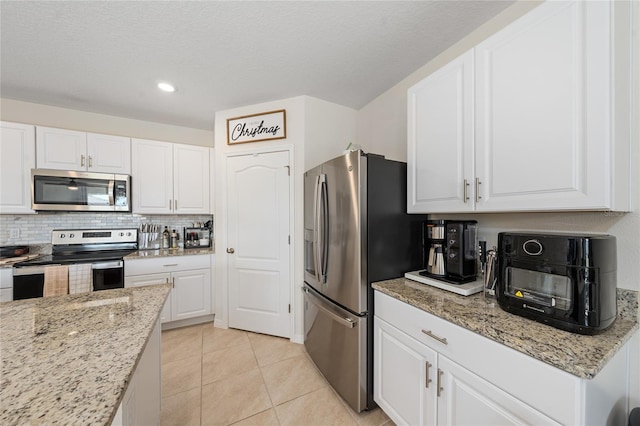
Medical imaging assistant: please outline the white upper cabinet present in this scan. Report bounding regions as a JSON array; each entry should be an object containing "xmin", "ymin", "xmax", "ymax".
[
  {"xmin": 86, "ymin": 133, "xmax": 131, "ymax": 174},
  {"xmin": 36, "ymin": 126, "xmax": 131, "ymax": 174},
  {"xmin": 173, "ymin": 144, "xmax": 210, "ymax": 214},
  {"xmin": 0, "ymin": 121, "xmax": 36, "ymax": 214},
  {"xmin": 132, "ymin": 138, "xmax": 210, "ymax": 214},
  {"xmin": 407, "ymin": 50, "xmax": 474, "ymax": 213},
  {"xmin": 132, "ymin": 138, "xmax": 174, "ymax": 214},
  {"xmin": 408, "ymin": 1, "xmax": 633, "ymax": 213}
]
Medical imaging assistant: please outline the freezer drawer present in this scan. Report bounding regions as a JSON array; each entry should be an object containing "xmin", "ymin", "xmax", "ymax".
[{"xmin": 303, "ymin": 284, "xmax": 367, "ymax": 412}]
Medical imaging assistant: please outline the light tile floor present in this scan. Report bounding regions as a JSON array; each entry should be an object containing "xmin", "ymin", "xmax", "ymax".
[{"xmin": 161, "ymin": 323, "xmax": 395, "ymax": 426}]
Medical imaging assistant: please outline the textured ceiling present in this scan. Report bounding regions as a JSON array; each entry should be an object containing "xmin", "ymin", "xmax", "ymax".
[{"xmin": 1, "ymin": 1, "xmax": 513, "ymax": 130}]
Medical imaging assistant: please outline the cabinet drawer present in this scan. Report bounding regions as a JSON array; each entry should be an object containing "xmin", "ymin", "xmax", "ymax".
[
  {"xmin": 374, "ymin": 291, "xmax": 580, "ymax": 424},
  {"xmin": 125, "ymin": 255, "xmax": 210, "ymax": 276}
]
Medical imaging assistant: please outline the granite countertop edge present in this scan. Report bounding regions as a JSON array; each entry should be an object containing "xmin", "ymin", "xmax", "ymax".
[
  {"xmin": 124, "ymin": 246, "xmax": 215, "ymax": 260},
  {"xmin": 372, "ymin": 278, "xmax": 639, "ymax": 380}
]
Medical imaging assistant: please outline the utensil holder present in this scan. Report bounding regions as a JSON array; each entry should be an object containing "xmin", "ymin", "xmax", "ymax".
[{"xmin": 139, "ymin": 232, "xmax": 161, "ymax": 250}]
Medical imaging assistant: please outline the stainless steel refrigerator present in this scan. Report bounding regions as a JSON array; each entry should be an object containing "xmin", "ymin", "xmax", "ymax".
[{"xmin": 303, "ymin": 150, "xmax": 425, "ymax": 412}]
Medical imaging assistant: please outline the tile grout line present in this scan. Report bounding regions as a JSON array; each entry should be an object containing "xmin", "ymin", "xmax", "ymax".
[{"xmin": 251, "ymin": 332, "xmax": 282, "ymax": 425}]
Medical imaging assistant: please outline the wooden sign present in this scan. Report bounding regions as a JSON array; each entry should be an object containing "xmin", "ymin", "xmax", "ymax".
[{"xmin": 226, "ymin": 109, "xmax": 287, "ymax": 145}]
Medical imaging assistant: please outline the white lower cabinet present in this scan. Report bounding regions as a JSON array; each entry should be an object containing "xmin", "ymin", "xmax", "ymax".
[
  {"xmin": 125, "ymin": 255, "xmax": 212, "ymax": 324},
  {"xmin": 435, "ymin": 356, "xmax": 557, "ymax": 425},
  {"xmin": 374, "ymin": 317, "xmax": 437, "ymax": 425},
  {"xmin": 374, "ymin": 290, "xmax": 629, "ymax": 426}
]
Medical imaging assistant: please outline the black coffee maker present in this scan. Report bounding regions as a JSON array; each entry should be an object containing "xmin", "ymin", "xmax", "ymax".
[{"xmin": 420, "ymin": 220, "xmax": 478, "ymax": 284}]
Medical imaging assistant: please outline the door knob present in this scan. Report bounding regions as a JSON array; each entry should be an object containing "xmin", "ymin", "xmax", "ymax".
[{"xmin": 227, "ymin": 248, "xmax": 235, "ymax": 254}]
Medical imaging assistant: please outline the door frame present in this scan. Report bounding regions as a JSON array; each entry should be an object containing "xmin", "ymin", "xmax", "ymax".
[{"xmin": 215, "ymin": 144, "xmax": 295, "ymax": 340}]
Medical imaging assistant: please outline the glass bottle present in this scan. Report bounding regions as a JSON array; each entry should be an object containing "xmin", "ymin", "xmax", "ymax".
[{"xmin": 162, "ymin": 226, "xmax": 170, "ymax": 249}]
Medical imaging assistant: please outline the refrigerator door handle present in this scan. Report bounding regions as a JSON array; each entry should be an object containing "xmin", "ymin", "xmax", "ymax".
[
  {"xmin": 313, "ymin": 175, "xmax": 322, "ymax": 283},
  {"xmin": 304, "ymin": 286, "xmax": 356, "ymax": 329},
  {"xmin": 319, "ymin": 174, "xmax": 328, "ymax": 283}
]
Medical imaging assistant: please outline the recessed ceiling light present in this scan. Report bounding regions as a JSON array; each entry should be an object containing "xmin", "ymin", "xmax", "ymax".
[{"xmin": 157, "ymin": 82, "xmax": 176, "ymax": 92}]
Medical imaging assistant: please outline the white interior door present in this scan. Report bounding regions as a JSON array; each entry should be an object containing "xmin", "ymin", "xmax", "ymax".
[{"xmin": 227, "ymin": 150, "xmax": 291, "ymax": 338}]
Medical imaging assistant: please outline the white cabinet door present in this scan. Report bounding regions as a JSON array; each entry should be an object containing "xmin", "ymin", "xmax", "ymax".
[
  {"xmin": 475, "ymin": 1, "xmax": 619, "ymax": 211},
  {"xmin": 36, "ymin": 126, "xmax": 86, "ymax": 171},
  {"xmin": 86, "ymin": 133, "xmax": 131, "ymax": 174},
  {"xmin": 407, "ymin": 50, "xmax": 474, "ymax": 213},
  {"xmin": 1, "ymin": 121, "xmax": 35, "ymax": 214},
  {"xmin": 436, "ymin": 356, "xmax": 558, "ymax": 425},
  {"xmin": 171, "ymin": 268, "xmax": 211, "ymax": 321},
  {"xmin": 173, "ymin": 144, "xmax": 210, "ymax": 214},
  {"xmin": 374, "ymin": 317, "xmax": 437, "ymax": 426},
  {"xmin": 132, "ymin": 138, "xmax": 173, "ymax": 214}
]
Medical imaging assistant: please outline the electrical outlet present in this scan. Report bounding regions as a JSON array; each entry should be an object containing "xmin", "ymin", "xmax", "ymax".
[{"xmin": 9, "ymin": 229, "xmax": 20, "ymax": 239}]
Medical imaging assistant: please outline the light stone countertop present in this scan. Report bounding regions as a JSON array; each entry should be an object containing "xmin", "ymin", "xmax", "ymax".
[
  {"xmin": 372, "ymin": 278, "xmax": 638, "ymax": 379},
  {"xmin": 0, "ymin": 284, "xmax": 171, "ymax": 425},
  {"xmin": 124, "ymin": 246, "xmax": 214, "ymax": 260}
]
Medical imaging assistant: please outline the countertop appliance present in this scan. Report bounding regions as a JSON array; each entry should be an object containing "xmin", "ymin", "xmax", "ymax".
[
  {"xmin": 12, "ymin": 228, "xmax": 138, "ymax": 300},
  {"xmin": 420, "ymin": 220, "xmax": 478, "ymax": 284},
  {"xmin": 303, "ymin": 150, "xmax": 425, "ymax": 412},
  {"xmin": 496, "ymin": 232, "xmax": 617, "ymax": 335},
  {"xmin": 32, "ymin": 169, "xmax": 130, "ymax": 212}
]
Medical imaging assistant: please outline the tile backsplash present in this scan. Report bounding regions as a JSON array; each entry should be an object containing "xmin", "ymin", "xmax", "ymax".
[{"xmin": 0, "ymin": 213, "xmax": 214, "ymax": 245}]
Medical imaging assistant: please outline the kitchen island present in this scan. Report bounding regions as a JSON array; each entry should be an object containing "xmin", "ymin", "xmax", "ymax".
[{"xmin": 0, "ymin": 284, "xmax": 170, "ymax": 425}]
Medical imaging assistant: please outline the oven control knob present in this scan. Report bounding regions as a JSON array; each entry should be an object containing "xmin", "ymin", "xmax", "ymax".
[
  {"xmin": 60, "ymin": 234, "xmax": 65, "ymax": 238},
  {"xmin": 127, "ymin": 232, "xmax": 132, "ymax": 236},
  {"xmin": 119, "ymin": 232, "xmax": 124, "ymax": 236},
  {"xmin": 69, "ymin": 233, "xmax": 75, "ymax": 238}
]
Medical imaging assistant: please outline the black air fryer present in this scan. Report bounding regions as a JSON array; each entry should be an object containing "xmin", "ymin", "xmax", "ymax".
[{"xmin": 496, "ymin": 232, "xmax": 617, "ymax": 335}]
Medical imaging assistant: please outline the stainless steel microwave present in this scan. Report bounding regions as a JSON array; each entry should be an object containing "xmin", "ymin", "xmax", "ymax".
[{"xmin": 31, "ymin": 169, "xmax": 130, "ymax": 212}]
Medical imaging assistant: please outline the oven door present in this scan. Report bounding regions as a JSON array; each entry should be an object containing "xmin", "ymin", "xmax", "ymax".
[
  {"xmin": 13, "ymin": 265, "xmax": 46, "ymax": 300},
  {"xmin": 92, "ymin": 260, "xmax": 124, "ymax": 291}
]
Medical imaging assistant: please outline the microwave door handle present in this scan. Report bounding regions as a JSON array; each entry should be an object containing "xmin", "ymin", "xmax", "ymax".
[
  {"xmin": 108, "ymin": 180, "xmax": 115, "ymax": 206},
  {"xmin": 319, "ymin": 174, "xmax": 328, "ymax": 284},
  {"xmin": 313, "ymin": 175, "xmax": 322, "ymax": 283}
]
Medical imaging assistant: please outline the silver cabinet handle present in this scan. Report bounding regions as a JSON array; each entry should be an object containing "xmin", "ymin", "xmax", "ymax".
[
  {"xmin": 425, "ymin": 361, "xmax": 433, "ymax": 388},
  {"xmin": 421, "ymin": 329, "xmax": 448, "ymax": 345},
  {"xmin": 88, "ymin": 155, "xmax": 93, "ymax": 168},
  {"xmin": 475, "ymin": 178, "xmax": 482, "ymax": 203},
  {"xmin": 437, "ymin": 368, "xmax": 444, "ymax": 397},
  {"xmin": 174, "ymin": 199, "xmax": 178, "ymax": 210},
  {"xmin": 163, "ymin": 263, "xmax": 178, "ymax": 267},
  {"xmin": 227, "ymin": 248, "xmax": 235, "ymax": 254},
  {"xmin": 172, "ymin": 277, "xmax": 175, "ymax": 288},
  {"xmin": 169, "ymin": 199, "xmax": 172, "ymax": 211},
  {"xmin": 463, "ymin": 179, "xmax": 470, "ymax": 203},
  {"xmin": 81, "ymin": 154, "xmax": 85, "ymax": 167}
]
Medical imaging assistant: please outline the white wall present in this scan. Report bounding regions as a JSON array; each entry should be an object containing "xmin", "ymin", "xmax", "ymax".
[
  {"xmin": 356, "ymin": 0, "xmax": 640, "ymax": 413},
  {"xmin": 213, "ymin": 95, "xmax": 356, "ymax": 343},
  {"xmin": 0, "ymin": 98, "xmax": 214, "ymax": 147},
  {"xmin": 304, "ymin": 96, "xmax": 358, "ymax": 170}
]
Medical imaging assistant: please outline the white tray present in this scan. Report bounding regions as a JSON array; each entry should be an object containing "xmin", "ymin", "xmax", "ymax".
[{"xmin": 405, "ymin": 270, "xmax": 483, "ymax": 296}]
